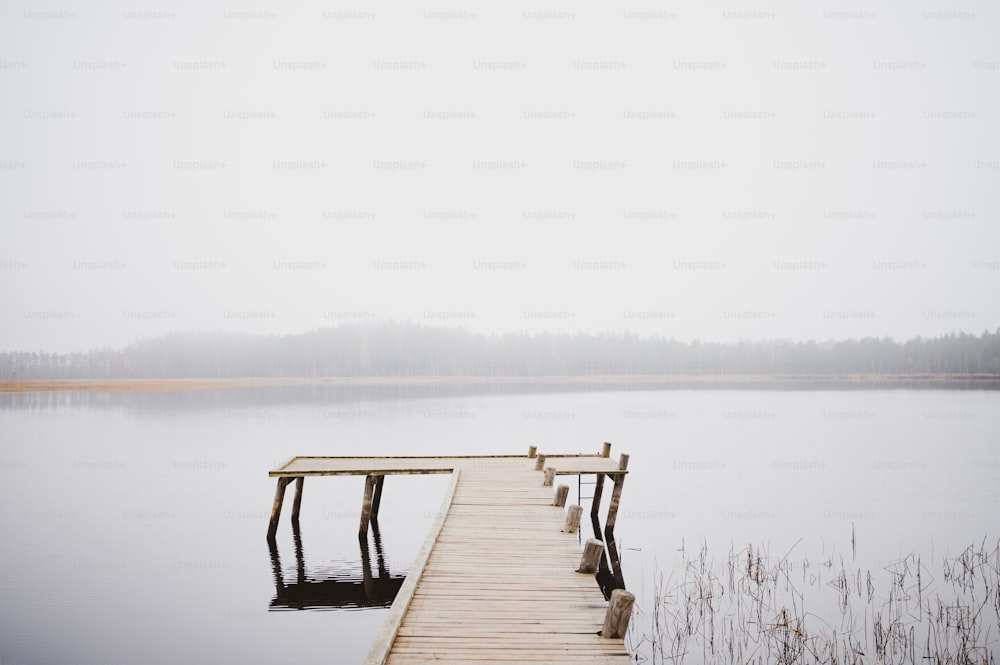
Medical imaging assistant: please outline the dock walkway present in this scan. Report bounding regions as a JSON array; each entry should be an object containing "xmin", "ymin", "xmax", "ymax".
[{"xmin": 266, "ymin": 448, "xmax": 633, "ymax": 664}]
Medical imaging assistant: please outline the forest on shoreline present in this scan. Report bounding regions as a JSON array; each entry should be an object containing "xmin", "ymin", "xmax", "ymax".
[{"xmin": 3, "ymin": 325, "xmax": 999, "ymax": 381}]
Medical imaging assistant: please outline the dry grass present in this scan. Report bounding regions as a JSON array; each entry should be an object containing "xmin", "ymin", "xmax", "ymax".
[{"xmin": 630, "ymin": 536, "xmax": 999, "ymax": 665}]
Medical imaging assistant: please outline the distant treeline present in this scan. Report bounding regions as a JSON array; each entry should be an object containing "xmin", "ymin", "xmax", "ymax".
[{"xmin": 3, "ymin": 326, "xmax": 1000, "ymax": 379}]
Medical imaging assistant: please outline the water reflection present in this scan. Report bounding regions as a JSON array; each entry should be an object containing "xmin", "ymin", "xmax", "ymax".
[
  {"xmin": 9, "ymin": 375, "xmax": 999, "ymax": 418},
  {"xmin": 268, "ymin": 522, "xmax": 405, "ymax": 610},
  {"xmin": 0, "ymin": 380, "xmax": 657, "ymax": 414},
  {"xmin": 591, "ymin": 514, "xmax": 627, "ymax": 599}
]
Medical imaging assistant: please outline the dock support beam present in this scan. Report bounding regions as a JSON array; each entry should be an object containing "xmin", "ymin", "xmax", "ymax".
[
  {"xmin": 360, "ymin": 474, "xmax": 377, "ymax": 537},
  {"xmin": 591, "ymin": 474, "xmax": 605, "ymax": 518},
  {"xmin": 591, "ymin": 442, "xmax": 611, "ymax": 517},
  {"xmin": 604, "ymin": 454, "xmax": 629, "ymax": 535},
  {"xmin": 291, "ymin": 476, "xmax": 304, "ymax": 523},
  {"xmin": 267, "ymin": 477, "xmax": 292, "ymax": 541},
  {"xmin": 371, "ymin": 475, "xmax": 385, "ymax": 525}
]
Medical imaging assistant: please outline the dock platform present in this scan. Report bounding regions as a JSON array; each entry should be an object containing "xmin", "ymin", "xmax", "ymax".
[{"xmin": 266, "ymin": 445, "xmax": 633, "ymax": 664}]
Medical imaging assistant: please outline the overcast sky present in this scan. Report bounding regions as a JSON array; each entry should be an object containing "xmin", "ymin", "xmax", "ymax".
[{"xmin": 1, "ymin": 1, "xmax": 998, "ymax": 352}]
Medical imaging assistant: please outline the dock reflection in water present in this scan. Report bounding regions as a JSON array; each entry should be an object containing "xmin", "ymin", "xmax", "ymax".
[
  {"xmin": 592, "ymin": 513, "xmax": 627, "ymax": 600},
  {"xmin": 268, "ymin": 521, "xmax": 405, "ymax": 610}
]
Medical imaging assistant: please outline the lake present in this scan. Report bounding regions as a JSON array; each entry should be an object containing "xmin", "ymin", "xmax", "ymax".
[{"xmin": 1, "ymin": 386, "xmax": 997, "ymax": 664}]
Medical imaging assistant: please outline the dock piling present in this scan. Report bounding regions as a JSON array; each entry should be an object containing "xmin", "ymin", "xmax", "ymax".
[
  {"xmin": 528, "ymin": 445, "xmax": 537, "ymax": 458},
  {"xmin": 601, "ymin": 588, "xmax": 636, "ymax": 639},
  {"xmin": 578, "ymin": 538, "xmax": 605, "ymax": 573},
  {"xmin": 553, "ymin": 484, "xmax": 569, "ymax": 507},
  {"xmin": 591, "ymin": 442, "xmax": 612, "ymax": 517},
  {"xmin": 291, "ymin": 476, "xmax": 304, "ymax": 523},
  {"xmin": 604, "ymin": 454, "xmax": 630, "ymax": 534},
  {"xmin": 591, "ymin": 474, "xmax": 605, "ymax": 518},
  {"xmin": 360, "ymin": 474, "xmax": 377, "ymax": 537},
  {"xmin": 370, "ymin": 475, "xmax": 385, "ymax": 524},
  {"xmin": 267, "ymin": 477, "xmax": 292, "ymax": 541},
  {"xmin": 543, "ymin": 467, "xmax": 555, "ymax": 486},
  {"xmin": 534, "ymin": 454, "xmax": 546, "ymax": 471},
  {"xmin": 563, "ymin": 504, "xmax": 583, "ymax": 534}
]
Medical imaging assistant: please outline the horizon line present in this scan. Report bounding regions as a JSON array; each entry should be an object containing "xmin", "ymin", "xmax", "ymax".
[{"xmin": 3, "ymin": 321, "xmax": 998, "ymax": 355}]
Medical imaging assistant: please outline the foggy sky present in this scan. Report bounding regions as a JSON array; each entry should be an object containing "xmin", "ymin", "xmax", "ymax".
[{"xmin": 1, "ymin": 1, "xmax": 998, "ymax": 353}]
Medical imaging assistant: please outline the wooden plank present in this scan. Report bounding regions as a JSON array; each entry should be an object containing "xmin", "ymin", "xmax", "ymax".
[
  {"xmin": 269, "ymin": 454, "xmax": 626, "ymax": 477},
  {"xmin": 381, "ymin": 463, "xmax": 631, "ymax": 664},
  {"xmin": 363, "ymin": 470, "xmax": 462, "ymax": 665}
]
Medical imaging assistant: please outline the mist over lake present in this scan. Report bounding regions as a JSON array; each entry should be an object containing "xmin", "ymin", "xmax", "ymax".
[
  {"xmin": 1, "ymin": 386, "xmax": 996, "ymax": 664},
  {"xmin": 3, "ymin": 2, "xmax": 999, "ymax": 661}
]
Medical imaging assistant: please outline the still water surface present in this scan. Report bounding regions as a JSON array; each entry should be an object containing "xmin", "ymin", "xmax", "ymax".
[{"xmin": 0, "ymin": 387, "xmax": 996, "ymax": 663}]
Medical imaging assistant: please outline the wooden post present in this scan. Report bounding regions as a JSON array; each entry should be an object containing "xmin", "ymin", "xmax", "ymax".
[
  {"xmin": 290, "ymin": 476, "xmax": 304, "ymax": 523},
  {"xmin": 578, "ymin": 538, "xmax": 605, "ymax": 573},
  {"xmin": 528, "ymin": 445, "xmax": 537, "ymax": 458},
  {"xmin": 605, "ymin": 478, "xmax": 624, "ymax": 532},
  {"xmin": 591, "ymin": 474, "xmax": 605, "ymax": 518},
  {"xmin": 553, "ymin": 484, "xmax": 569, "ymax": 507},
  {"xmin": 267, "ymin": 477, "xmax": 291, "ymax": 541},
  {"xmin": 535, "ymin": 454, "xmax": 546, "ymax": 471},
  {"xmin": 601, "ymin": 441, "xmax": 612, "ymax": 458},
  {"xmin": 601, "ymin": 588, "xmax": 636, "ymax": 639},
  {"xmin": 543, "ymin": 467, "xmax": 555, "ymax": 487},
  {"xmin": 563, "ymin": 505, "xmax": 583, "ymax": 534},
  {"xmin": 370, "ymin": 475, "xmax": 385, "ymax": 524},
  {"xmin": 360, "ymin": 474, "xmax": 376, "ymax": 537},
  {"xmin": 589, "ymin": 512, "xmax": 604, "ymax": 541},
  {"xmin": 605, "ymin": 454, "xmax": 629, "ymax": 534}
]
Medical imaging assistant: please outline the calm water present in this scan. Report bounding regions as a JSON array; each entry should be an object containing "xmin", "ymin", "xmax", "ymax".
[{"xmin": 0, "ymin": 387, "xmax": 997, "ymax": 664}]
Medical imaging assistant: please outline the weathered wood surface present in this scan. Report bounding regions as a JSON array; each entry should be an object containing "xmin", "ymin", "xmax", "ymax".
[
  {"xmin": 578, "ymin": 538, "xmax": 606, "ymax": 574},
  {"xmin": 266, "ymin": 477, "xmax": 291, "ymax": 541},
  {"xmin": 271, "ymin": 455, "xmax": 628, "ymax": 478},
  {"xmin": 563, "ymin": 504, "xmax": 584, "ymax": 534},
  {"xmin": 601, "ymin": 589, "xmax": 636, "ymax": 639},
  {"xmin": 370, "ymin": 466, "xmax": 631, "ymax": 665},
  {"xmin": 290, "ymin": 476, "xmax": 304, "ymax": 522}
]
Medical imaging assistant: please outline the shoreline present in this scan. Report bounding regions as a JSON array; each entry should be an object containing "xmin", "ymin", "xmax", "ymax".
[{"xmin": 2, "ymin": 373, "xmax": 999, "ymax": 393}]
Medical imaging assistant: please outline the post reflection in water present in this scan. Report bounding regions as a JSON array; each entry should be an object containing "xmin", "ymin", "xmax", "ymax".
[
  {"xmin": 267, "ymin": 520, "xmax": 405, "ymax": 611},
  {"xmin": 592, "ymin": 513, "xmax": 627, "ymax": 600}
]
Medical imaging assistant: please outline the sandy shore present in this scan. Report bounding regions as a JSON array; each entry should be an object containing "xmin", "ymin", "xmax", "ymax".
[{"xmin": 2, "ymin": 374, "xmax": 999, "ymax": 393}]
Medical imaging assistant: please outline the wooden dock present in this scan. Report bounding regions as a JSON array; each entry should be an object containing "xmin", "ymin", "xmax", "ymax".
[{"xmin": 267, "ymin": 445, "xmax": 633, "ymax": 664}]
